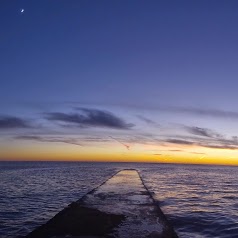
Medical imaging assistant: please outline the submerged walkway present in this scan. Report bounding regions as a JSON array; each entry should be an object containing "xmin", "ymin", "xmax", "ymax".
[{"xmin": 26, "ymin": 169, "xmax": 178, "ymax": 238}]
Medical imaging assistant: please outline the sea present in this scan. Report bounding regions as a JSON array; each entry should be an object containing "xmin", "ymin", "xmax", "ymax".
[{"xmin": 0, "ymin": 161, "xmax": 238, "ymax": 238}]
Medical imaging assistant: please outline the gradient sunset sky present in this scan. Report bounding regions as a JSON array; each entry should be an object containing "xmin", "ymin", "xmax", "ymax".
[{"xmin": 1, "ymin": 0, "xmax": 238, "ymax": 165}]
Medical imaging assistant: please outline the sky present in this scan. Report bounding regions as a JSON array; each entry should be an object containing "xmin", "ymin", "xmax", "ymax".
[{"xmin": 1, "ymin": 0, "xmax": 238, "ymax": 165}]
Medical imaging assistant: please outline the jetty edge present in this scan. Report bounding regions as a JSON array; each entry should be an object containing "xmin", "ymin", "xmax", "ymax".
[{"xmin": 25, "ymin": 169, "xmax": 178, "ymax": 238}]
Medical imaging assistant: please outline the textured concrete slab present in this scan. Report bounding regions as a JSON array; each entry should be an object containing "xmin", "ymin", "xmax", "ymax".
[{"xmin": 25, "ymin": 170, "xmax": 178, "ymax": 238}]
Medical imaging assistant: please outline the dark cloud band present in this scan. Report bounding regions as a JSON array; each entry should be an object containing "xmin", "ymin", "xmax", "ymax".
[
  {"xmin": 0, "ymin": 116, "xmax": 31, "ymax": 129},
  {"xmin": 45, "ymin": 108, "xmax": 134, "ymax": 130},
  {"xmin": 185, "ymin": 126, "xmax": 223, "ymax": 138}
]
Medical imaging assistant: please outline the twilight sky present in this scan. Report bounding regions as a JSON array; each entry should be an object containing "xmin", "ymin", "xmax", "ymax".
[{"xmin": 1, "ymin": 0, "xmax": 238, "ymax": 164}]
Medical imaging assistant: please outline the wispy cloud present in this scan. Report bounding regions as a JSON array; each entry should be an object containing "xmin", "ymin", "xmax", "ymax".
[
  {"xmin": 82, "ymin": 137, "xmax": 110, "ymax": 142},
  {"xmin": 137, "ymin": 115, "xmax": 159, "ymax": 126},
  {"xmin": 152, "ymin": 149, "xmax": 184, "ymax": 152},
  {"xmin": 185, "ymin": 126, "xmax": 223, "ymax": 138},
  {"xmin": 201, "ymin": 144, "xmax": 237, "ymax": 150},
  {"xmin": 45, "ymin": 108, "xmax": 134, "ymax": 130},
  {"xmin": 0, "ymin": 116, "xmax": 31, "ymax": 129},
  {"xmin": 16, "ymin": 135, "xmax": 83, "ymax": 146},
  {"xmin": 166, "ymin": 139, "xmax": 195, "ymax": 145},
  {"xmin": 189, "ymin": 152, "xmax": 206, "ymax": 155},
  {"xmin": 163, "ymin": 106, "xmax": 238, "ymax": 119},
  {"xmin": 168, "ymin": 149, "xmax": 184, "ymax": 152},
  {"xmin": 77, "ymin": 103, "xmax": 238, "ymax": 120},
  {"xmin": 164, "ymin": 135, "xmax": 238, "ymax": 150}
]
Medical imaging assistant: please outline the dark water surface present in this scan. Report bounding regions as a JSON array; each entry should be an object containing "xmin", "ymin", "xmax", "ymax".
[{"xmin": 0, "ymin": 162, "xmax": 238, "ymax": 238}]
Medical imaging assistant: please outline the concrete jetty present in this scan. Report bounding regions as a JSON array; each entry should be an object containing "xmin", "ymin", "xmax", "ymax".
[{"xmin": 26, "ymin": 169, "xmax": 178, "ymax": 238}]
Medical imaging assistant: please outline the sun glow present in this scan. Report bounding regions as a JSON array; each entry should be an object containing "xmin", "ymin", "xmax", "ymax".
[{"xmin": 1, "ymin": 140, "xmax": 238, "ymax": 166}]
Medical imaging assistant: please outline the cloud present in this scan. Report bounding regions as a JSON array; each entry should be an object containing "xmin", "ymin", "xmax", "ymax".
[
  {"xmin": 137, "ymin": 115, "xmax": 159, "ymax": 126},
  {"xmin": 164, "ymin": 136, "xmax": 238, "ymax": 150},
  {"xmin": 232, "ymin": 136, "xmax": 238, "ymax": 142},
  {"xmin": 82, "ymin": 137, "xmax": 110, "ymax": 142},
  {"xmin": 0, "ymin": 116, "xmax": 31, "ymax": 129},
  {"xmin": 166, "ymin": 139, "xmax": 194, "ymax": 145},
  {"xmin": 45, "ymin": 108, "xmax": 134, "ymax": 130},
  {"xmin": 186, "ymin": 126, "xmax": 212, "ymax": 137},
  {"xmin": 80, "ymin": 103, "xmax": 238, "ymax": 120},
  {"xmin": 153, "ymin": 149, "xmax": 184, "ymax": 152},
  {"xmin": 164, "ymin": 107, "xmax": 238, "ymax": 119},
  {"xmin": 189, "ymin": 152, "xmax": 206, "ymax": 155},
  {"xmin": 16, "ymin": 135, "xmax": 83, "ymax": 146},
  {"xmin": 200, "ymin": 144, "xmax": 237, "ymax": 150},
  {"xmin": 185, "ymin": 126, "xmax": 223, "ymax": 138},
  {"xmin": 168, "ymin": 149, "xmax": 184, "ymax": 152}
]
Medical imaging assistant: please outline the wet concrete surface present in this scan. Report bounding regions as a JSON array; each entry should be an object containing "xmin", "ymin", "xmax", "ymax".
[{"xmin": 25, "ymin": 170, "xmax": 178, "ymax": 238}]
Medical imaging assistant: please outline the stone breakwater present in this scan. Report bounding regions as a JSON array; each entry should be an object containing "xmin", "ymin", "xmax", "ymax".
[{"xmin": 25, "ymin": 169, "xmax": 178, "ymax": 238}]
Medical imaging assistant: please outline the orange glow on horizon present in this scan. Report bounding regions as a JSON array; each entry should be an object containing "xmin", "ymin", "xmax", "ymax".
[{"xmin": 1, "ymin": 141, "xmax": 238, "ymax": 166}]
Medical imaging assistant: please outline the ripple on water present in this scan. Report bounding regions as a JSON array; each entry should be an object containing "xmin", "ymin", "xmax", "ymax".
[{"xmin": 1, "ymin": 162, "xmax": 238, "ymax": 238}]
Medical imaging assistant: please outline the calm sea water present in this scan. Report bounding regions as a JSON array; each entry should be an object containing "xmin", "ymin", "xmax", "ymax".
[{"xmin": 0, "ymin": 162, "xmax": 238, "ymax": 238}]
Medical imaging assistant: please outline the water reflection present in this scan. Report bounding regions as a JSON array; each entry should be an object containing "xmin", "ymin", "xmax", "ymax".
[
  {"xmin": 141, "ymin": 164, "xmax": 238, "ymax": 238},
  {"xmin": 1, "ymin": 162, "xmax": 238, "ymax": 238}
]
